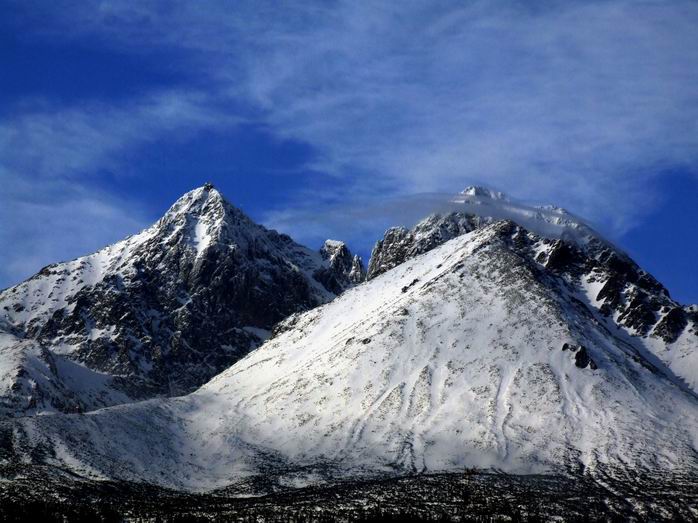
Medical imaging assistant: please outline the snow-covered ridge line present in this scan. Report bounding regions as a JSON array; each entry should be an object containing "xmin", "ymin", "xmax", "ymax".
[{"xmin": 366, "ymin": 185, "xmax": 615, "ymax": 281}]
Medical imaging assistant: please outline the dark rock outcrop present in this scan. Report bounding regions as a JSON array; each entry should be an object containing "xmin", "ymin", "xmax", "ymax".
[
  {"xmin": 562, "ymin": 343, "xmax": 598, "ymax": 370},
  {"xmin": 367, "ymin": 212, "xmax": 487, "ymax": 279},
  {"xmin": 653, "ymin": 307, "xmax": 689, "ymax": 344},
  {"xmin": 313, "ymin": 240, "xmax": 365, "ymax": 294}
]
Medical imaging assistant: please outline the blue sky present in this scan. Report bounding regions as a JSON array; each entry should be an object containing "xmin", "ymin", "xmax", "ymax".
[{"xmin": 1, "ymin": 1, "xmax": 697, "ymax": 303}]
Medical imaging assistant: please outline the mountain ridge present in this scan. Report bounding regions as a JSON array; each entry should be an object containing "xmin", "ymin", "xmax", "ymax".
[
  {"xmin": 3, "ymin": 218, "xmax": 697, "ymax": 495},
  {"xmin": 365, "ymin": 188, "xmax": 697, "ymax": 391}
]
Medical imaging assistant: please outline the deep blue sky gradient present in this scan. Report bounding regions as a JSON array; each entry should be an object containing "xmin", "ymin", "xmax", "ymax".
[
  {"xmin": 0, "ymin": 32, "xmax": 190, "ymax": 109},
  {"xmin": 1, "ymin": 1, "xmax": 697, "ymax": 303}
]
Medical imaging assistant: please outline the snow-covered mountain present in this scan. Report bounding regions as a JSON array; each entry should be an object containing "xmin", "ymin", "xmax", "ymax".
[
  {"xmin": 3, "ymin": 215, "xmax": 697, "ymax": 494},
  {"xmin": 0, "ymin": 185, "xmax": 362, "ymax": 417},
  {"xmin": 368, "ymin": 187, "xmax": 698, "ymax": 391}
]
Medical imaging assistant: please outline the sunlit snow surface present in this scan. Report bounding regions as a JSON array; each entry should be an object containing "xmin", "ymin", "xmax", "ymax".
[{"xmin": 8, "ymin": 222, "xmax": 698, "ymax": 492}]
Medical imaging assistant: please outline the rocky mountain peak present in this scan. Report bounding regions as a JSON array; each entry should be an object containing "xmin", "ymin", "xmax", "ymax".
[
  {"xmin": 0, "ymin": 186, "xmax": 358, "ymax": 416},
  {"xmin": 160, "ymin": 184, "xmax": 226, "ymax": 222},
  {"xmin": 154, "ymin": 185, "xmax": 254, "ymax": 257},
  {"xmin": 320, "ymin": 239, "xmax": 351, "ymax": 263},
  {"xmin": 314, "ymin": 240, "xmax": 365, "ymax": 293},
  {"xmin": 367, "ymin": 212, "xmax": 486, "ymax": 279}
]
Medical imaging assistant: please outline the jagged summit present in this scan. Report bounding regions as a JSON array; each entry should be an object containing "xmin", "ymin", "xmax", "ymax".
[
  {"xmin": 154, "ymin": 184, "xmax": 302, "ymax": 264},
  {"xmin": 314, "ymin": 240, "xmax": 366, "ymax": 293},
  {"xmin": 158, "ymin": 184, "xmax": 252, "ymax": 225},
  {"xmin": 0, "ymin": 186, "xmax": 362, "ymax": 416},
  {"xmin": 449, "ymin": 188, "xmax": 600, "ymax": 246},
  {"xmin": 367, "ymin": 185, "xmax": 611, "ymax": 280},
  {"xmin": 162, "ymin": 184, "xmax": 224, "ymax": 216},
  {"xmin": 535, "ymin": 203, "xmax": 571, "ymax": 215},
  {"xmin": 156, "ymin": 185, "xmax": 231, "ymax": 258}
]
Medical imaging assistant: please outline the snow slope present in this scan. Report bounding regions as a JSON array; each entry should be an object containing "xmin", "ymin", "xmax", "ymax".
[
  {"xmin": 368, "ymin": 187, "xmax": 698, "ymax": 392},
  {"xmin": 0, "ymin": 329, "xmax": 130, "ymax": 416},
  {"xmin": 6, "ymin": 221, "xmax": 697, "ymax": 492}
]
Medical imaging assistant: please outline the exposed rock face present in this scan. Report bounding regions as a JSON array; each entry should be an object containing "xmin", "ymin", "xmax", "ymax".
[
  {"xmin": 0, "ymin": 186, "xmax": 357, "ymax": 416},
  {"xmin": 348, "ymin": 255, "xmax": 365, "ymax": 284},
  {"xmin": 535, "ymin": 237, "xmax": 691, "ymax": 350},
  {"xmin": 562, "ymin": 343, "xmax": 598, "ymax": 370},
  {"xmin": 652, "ymin": 307, "xmax": 688, "ymax": 344},
  {"xmin": 313, "ymin": 240, "xmax": 365, "ymax": 294},
  {"xmin": 367, "ymin": 212, "xmax": 488, "ymax": 279}
]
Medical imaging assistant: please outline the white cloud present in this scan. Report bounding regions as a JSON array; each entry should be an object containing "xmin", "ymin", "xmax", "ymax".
[
  {"xmin": 32, "ymin": 1, "xmax": 697, "ymax": 227},
  {"xmin": 1, "ymin": 91, "xmax": 236, "ymax": 177},
  {"xmin": 239, "ymin": 1, "xmax": 698, "ymax": 231},
  {"xmin": 0, "ymin": 173, "xmax": 149, "ymax": 287},
  {"xmin": 3, "ymin": 0, "xmax": 698, "ymax": 284}
]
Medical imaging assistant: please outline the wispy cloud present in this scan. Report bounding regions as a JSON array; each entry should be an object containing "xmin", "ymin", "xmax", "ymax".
[
  {"xmin": 29, "ymin": 1, "xmax": 697, "ymax": 223},
  {"xmin": 3, "ymin": 0, "xmax": 698, "ymax": 285},
  {"xmin": 1, "ymin": 90, "xmax": 236, "ymax": 177},
  {"xmin": 0, "ymin": 89, "xmax": 241, "ymax": 286},
  {"xmin": 0, "ymin": 177, "xmax": 148, "ymax": 288},
  {"xmin": 241, "ymin": 1, "xmax": 698, "ymax": 231}
]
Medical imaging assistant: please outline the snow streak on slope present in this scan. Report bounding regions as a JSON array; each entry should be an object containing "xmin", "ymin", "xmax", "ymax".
[{"xmin": 6, "ymin": 222, "xmax": 697, "ymax": 492}]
